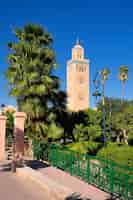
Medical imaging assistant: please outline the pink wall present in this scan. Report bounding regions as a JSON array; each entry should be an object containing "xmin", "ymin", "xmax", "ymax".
[
  {"xmin": 0, "ymin": 116, "xmax": 6, "ymax": 161},
  {"xmin": 13, "ymin": 112, "xmax": 26, "ymax": 161}
]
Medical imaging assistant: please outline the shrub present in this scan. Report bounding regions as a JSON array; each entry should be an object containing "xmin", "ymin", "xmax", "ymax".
[
  {"xmin": 66, "ymin": 141, "xmax": 101, "ymax": 155},
  {"xmin": 97, "ymin": 143, "xmax": 133, "ymax": 169}
]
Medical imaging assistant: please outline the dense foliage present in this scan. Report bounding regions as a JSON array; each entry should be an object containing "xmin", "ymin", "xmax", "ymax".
[
  {"xmin": 6, "ymin": 24, "xmax": 65, "ymax": 141},
  {"xmin": 5, "ymin": 111, "xmax": 14, "ymax": 141},
  {"xmin": 98, "ymin": 98, "xmax": 133, "ymax": 145},
  {"xmin": 97, "ymin": 143, "xmax": 133, "ymax": 170}
]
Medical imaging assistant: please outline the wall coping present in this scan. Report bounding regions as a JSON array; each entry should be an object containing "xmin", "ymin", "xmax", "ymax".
[
  {"xmin": 0, "ymin": 115, "xmax": 7, "ymax": 120},
  {"xmin": 14, "ymin": 112, "xmax": 26, "ymax": 118}
]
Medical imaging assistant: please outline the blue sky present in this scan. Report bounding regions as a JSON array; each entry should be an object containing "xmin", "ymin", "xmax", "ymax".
[{"xmin": 0, "ymin": 0, "xmax": 133, "ymax": 107}]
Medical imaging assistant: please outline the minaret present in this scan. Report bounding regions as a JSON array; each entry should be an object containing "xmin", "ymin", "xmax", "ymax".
[{"xmin": 67, "ymin": 40, "xmax": 90, "ymax": 111}]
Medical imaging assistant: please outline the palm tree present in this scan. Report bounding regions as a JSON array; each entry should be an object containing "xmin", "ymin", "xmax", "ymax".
[
  {"xmin": 100, "ymin": 68, "xmax": 110, "ymax": 145},
  {"xmin": 6, "ymin": 24, "xmax": 65, "ymax": 141},
  {"xmin": 100, "ymin": 68, "xmax": 110, "ymax": 105},
  {"xmin": 119, "ymin": 65, "xmax": 128, "ymax": 103}
]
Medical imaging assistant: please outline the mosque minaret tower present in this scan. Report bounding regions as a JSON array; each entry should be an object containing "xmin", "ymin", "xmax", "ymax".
[{"xmin": 67, "ymin": 40, "xmax": 90, "ymax": 111}]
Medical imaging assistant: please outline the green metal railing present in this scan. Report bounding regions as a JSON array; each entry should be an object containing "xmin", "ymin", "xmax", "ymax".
[{"xmin": 33, "ymin": 142, "xmax": 133, "ymax": 200}]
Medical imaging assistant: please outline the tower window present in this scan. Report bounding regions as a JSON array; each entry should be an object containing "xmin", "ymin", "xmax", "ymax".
[
  {"xmin": 79, "ymin": 66, "xmax": 83, "ymax": 72},
  {"xmin": 81, "ymin": 67, "xmax": 84, "ymax": 72},
  {"xmin": 76, "ymin": 64, "xmax": 87, "ymax": 72}
]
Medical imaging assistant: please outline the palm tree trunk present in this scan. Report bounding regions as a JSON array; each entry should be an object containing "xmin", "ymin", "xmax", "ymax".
[
  {"xmin": 121, "ymin": 81, "xmax": 125, "ymax": 103},
  {"xmin": 102, "ymin": 81, "xmax": 106, "ymax": 145},
  {"xmin": 122, "ymin": 129, "xmax": 128, "ymax": 145},
  {"xmin": 102, "ymin": 81, "xmax": 105, "ymax": 106}
]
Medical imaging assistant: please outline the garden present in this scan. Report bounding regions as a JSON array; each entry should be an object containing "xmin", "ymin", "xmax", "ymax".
[{"xmin": 4, "ymin": 23, "xmax": 133, "ymax": 199}]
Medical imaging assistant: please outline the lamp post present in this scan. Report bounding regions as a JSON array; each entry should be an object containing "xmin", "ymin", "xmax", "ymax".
[
  {"xmin": 93, "ymin": 71, "xmax": 105, "ymax": 145},
  {"xmin": 93, "ymin": 71, "xmax": 101, "ymax": 104},
  {"xmin": 93, "ymin": 69, "xmax": 110, "ymax": 146},
  {"xmin": 101, "ymin": 77, "xmax": 106, "ymax": 145}
]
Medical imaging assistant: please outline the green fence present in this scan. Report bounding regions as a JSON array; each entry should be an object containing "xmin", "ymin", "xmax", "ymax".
[{"xmin": 33, "ymin": 141, "xmax": 133, "ymax": 200}]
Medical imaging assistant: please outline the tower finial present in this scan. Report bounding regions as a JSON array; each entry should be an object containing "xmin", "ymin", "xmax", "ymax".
[{"xmin": 76, "ymin": 37, "xmax": 80, "ymax": 45}]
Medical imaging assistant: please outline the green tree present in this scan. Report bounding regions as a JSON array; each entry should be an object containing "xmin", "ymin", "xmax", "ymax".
[
  {"xmin": 5, "ymin": 111, "xmax": 14, "ymax": 141},
  {"xmin": 119, "ymin": 65, "xmax": 128, "ymax": 102},
  {"xmin": 71, "ymin": 109, "xmax": 102, "ymax": 142},
  {"xmin": 86, "ymin": 125, "xmax": 101, "ymax": 141},
  {"xmin": 97, "ymin": 143, "xmax": 133, "ymax": 170},
  {"xmin": 6, "ymin": 24, "xmax": 65, "ymax": 141},
  {"xmin": 112, "ymin": 105, "xmax": 133, "ymax": 145},
  {"xmin": 47, "ymin": 122, "xmax": 64, "ymax": 141},
  {"xmin": 73, "ymin": 123, "xmax": 87, "ymax": 142},
  {"xmin": 66, "ymin": 109, "xmax": 102, "ymax": 154},
  {"xmin": 97, "ymin": 98, "xmax": 133, "ymax": 144},
  {"xmin": 83, "ymin": 109, "xmax": 102, "ymax": 126},
  {"xmin": 70, "ymin": 109, "xmax": 102, "ymax": 142}
]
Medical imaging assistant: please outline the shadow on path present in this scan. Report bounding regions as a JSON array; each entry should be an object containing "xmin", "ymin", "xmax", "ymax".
[
  {"xmin": 65, "ymin": 193, "xmax": 120, "ymax": 200},
  {"xmin": 65, "ymin": 193, "xmax": 91, "ymax": 200},
  {"xmin": 25, "ymin": 160, "xmax": 50, "ymax": 170},
  {"xmin": 0, "ymin": 163, "xmax": 12, "ymax": 172},
  {"xmin": 0, "ymin": 160, "xmax": 50, "ymax": 172},
  {"xmin": 106, "ymin": 195, "xmax": 121, "ymax": 200}
]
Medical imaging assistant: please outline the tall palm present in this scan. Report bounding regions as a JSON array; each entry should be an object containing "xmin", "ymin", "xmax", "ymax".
[
  {"xmin": 100, "ymin": 68, "xmax": 110, "ymax": 144},
  {"xmin": 119, "ymin": 65, "xmax": 128, "ymax": 103},
  {"xmin": 100, "ymin": 68, "xmax": 110, "ymax": 105}
]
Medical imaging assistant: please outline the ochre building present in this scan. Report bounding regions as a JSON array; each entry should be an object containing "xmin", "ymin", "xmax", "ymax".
[{"xmin": 67, "ymin": 40, "xmax": 90, "ymax": 111}]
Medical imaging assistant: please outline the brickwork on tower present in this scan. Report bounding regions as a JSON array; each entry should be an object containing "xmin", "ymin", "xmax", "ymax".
[{"xmin": 67, "ymin": 40, "xmax": 90, "ymax": 111}]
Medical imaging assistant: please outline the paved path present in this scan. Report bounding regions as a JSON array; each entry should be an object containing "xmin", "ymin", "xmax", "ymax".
[
  {"xmin": 0, "ymin": 160, "xmax": 112, "ymax": 200},
  {"xmin": 0, "ymin": 170, "xmax": 49, "ymax": 200},
  {"xmin": 39, "ymin": 167, "xmax": 110, "ymax": 200},
  {"xmin": 26, "ymin": 160, "xmax": 110, "ymax": 200}
]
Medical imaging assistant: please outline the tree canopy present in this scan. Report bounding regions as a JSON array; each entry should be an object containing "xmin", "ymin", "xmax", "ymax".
[{"xmin": 6, "ymin": 24, "xmax": 65, "ymax": 140}]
